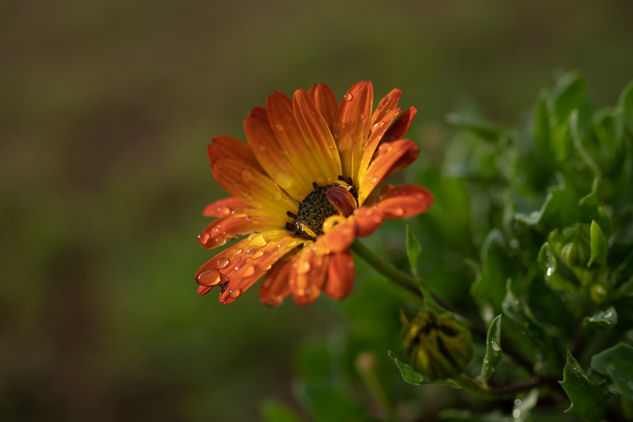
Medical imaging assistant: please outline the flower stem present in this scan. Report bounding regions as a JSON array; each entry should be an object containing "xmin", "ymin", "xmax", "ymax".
[{"xmin": 351, "ymin": 240, "xmax": 425, "ymax": 304}]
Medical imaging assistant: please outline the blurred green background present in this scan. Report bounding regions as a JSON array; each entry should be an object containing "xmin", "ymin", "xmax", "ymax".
[{"xmin": 1, "ymin": 1, "xmax": 632, "ymax": 421}]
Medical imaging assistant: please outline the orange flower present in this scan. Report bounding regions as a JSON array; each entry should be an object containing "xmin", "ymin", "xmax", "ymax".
[{"xmin": 195, "ymin": 81, "xmax": 434, "ymax": 305}]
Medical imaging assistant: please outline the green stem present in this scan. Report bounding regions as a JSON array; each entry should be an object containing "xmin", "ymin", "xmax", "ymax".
[{"xmin": 351, "ymin": 240, "xmax": 453, "ymax": 313}]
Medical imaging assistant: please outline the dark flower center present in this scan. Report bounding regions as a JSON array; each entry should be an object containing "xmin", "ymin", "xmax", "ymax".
[{"xmin": 286, "ymin": 184, "xmax": 338, "ymax": 240}]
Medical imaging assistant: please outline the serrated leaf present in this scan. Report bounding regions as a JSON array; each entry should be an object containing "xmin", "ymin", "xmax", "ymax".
[
  {"xmin": 584, "ymin": 306, "xmax": 618, "ymax": 327},
  {"xmin": 591, "ymin": 343, "xmax": 633, "ymax": 400},
  {"xmin": 388, "ymin": 350, "xmax": 425, "ymax": 385},
  {"xmin": 294, "ymin": 382, "xmax": 369, "ymax": 422},
  {"xmin": 406, "ymin": 225, "xmax": 421, "ymax": 278},
  {"xmin": 588, "ymin": 220, "xmax": 607, "ymax": 267},
  {"xmin": 261, "ymin": 399, "xmax": 304, "ymax": 422},
  {"xmin": 480, "ymin": 315, "xmax": 503, "ymax": 384},
  {"xmin": 559, "ymin": 352, "xmax": 609, "ymax": 422}
]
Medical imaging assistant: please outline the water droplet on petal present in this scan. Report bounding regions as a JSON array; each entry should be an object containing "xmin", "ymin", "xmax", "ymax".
[
  {"xmin": 298, "ymin": 261, "xmax": 311, "ymax": 274},
  {"xmin": 392, "ymin": 206, "xmax": 405, "ymax": 216},
  {"xmin": 359, "ymin": 113, "xmax": 365, "ymax": 120},
  {"xmin": 343, "ymin": 92, "xmax": 353, "ymax": 102},
  {"xmin": 371, "ymin": 121, "xmax": 384, "ymax": 132},
  {"xmin": 198, "ymin": 232, "xmax": 210, "ymax": 244},
  {"xmin": 232, "ymin": 248, "xmax": 243, "ymax": 256},
  {"xmin": 217, "ymin": 257, "xmax": 230, "ymax": 269},
  {"xmin": 371, "ymin": 176, "xmax": 379, "ymax": 184},
  {"xmin": 229, "ymin": 288, "xmax": 242, "ymax": 298},
  {"xmin": 276, "ymin": 172, "xmax": 294, "ymax": 189},
  {"xmin": 274, "ymin": 123, "xmax": 285, "ymax": 131},
  {"xmin": 241, "ymin": 169, "xmax": 254, "ymax": 182},
  {"xmin": 197, "ymin": 269, "xmax": 221, "ymax": 286},
  {"xmin": 242, "ymin": 265, "xmax": 255, "ymax": 277}
]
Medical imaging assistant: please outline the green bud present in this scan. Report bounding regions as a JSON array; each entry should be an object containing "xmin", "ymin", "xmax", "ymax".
[{"xmin": 400, "ymin": 309, "xmax": 473, "ymax": 380}]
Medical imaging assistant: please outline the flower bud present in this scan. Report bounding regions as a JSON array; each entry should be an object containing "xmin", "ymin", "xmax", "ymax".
[{"xmin": 400, "ymin": 309, "xmax": 473, "ymax": 380}]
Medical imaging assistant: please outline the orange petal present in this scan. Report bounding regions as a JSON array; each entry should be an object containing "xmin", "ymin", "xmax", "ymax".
[
  {"xmin": 372, "ymin": 184, "xmax": 434, "ymax": 219},
  {"xmin": 259, "ymin": 256, "xmax": 295, "ymax": 306},
  {"xmin": 358, "ymin": 107, "xmax": 401, "ymax": 180},
  {"xmin": 383, "ymin": 106, "xmax": 417, "ymax": 142},
  {"xmin": 292, "ymin": 89, "xmax": 342, "ymax": 181},
  {"xmin": 219, "ymin": 235, "xmax": 302, "ymax": 305},
  {"xmin": 212, "ymin": 158, "xmax": 297, "ymax": 214},
  {"xmin": 266, "ymin": 92, "xmax": 326, "ymax": 185},
  {"xmin": 318, "ymin": 217, "xmax": 356, "ymax": 254},
  {"xmin": 352, "ymin": 206, "xmax": 385, "ymax": 237},
  {"xmin": 208, "ymin": 136, "xmax": 263, "ymax": 171},
  {"xmin": 197, "ymin": 285, "xmax": 213, "ymax": 296},
  {"xmin": 358, "ymin": 139, "xmax": 419, "ymax": 204},
  {"xmin": 202, "ymin": 197, "xmax": 249, "ymax": 217},
  {"xmin": 291, "ymin": 246, "xmax": 329, "ymax": 305},
  {"xmin": 333, "ymin": 81, "xmax": 374, "ymax": 180},
  {"xmin": 309, "ymin": 83, "xmax": 338, "ymax": 130},
  {"xmin": 244, "ymin": 107, "xmax": 312, "ymax": 200},
  {"xmin": 197, "ymin": 210, "xmax": 286, "ymax": 249},
  {"xmin": 324, "ymin": 251, "xmax": 355, "ymax": 300},
  {"xmin": 371, "ymin": 88, "xmax": 402, "ymax": 125},
  {"xmin": 326, "ymin": 185, "xmax": 357, "ymax": 217}
]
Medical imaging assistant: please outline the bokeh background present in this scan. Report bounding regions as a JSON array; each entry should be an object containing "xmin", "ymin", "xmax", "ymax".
[{"xmin": 2, "ymin": 1, "xmax": 632, "ymax": 421}]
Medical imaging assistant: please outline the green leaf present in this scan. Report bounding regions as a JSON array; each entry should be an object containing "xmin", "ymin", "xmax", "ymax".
[
  {"xmin": 559, "ymin": 352, "xmax": 609, "ymax": 422},
  {"xmin": 551, "ymin": 72, "xmax": 585, "ymax": 123},
  {"xmin": 446, "ymin": 112, "xmax": 504, "ymax": 143},
  {"xmin": 533, "ymin": 90, "xmax": 552, "ymax": 163},
  {"xmin": 471, "ymin": 230, "xmax": 513, "ymax": 312},
  {"xmin": 512, "ymin": 389, "xmax": 539, "ymax": 422},
  {"xmin": 260, "ymin": 399, "xmax": 304, "ymax": 422},
  {"xmin": 406, "ymin": 225, "xmax": 422, "ymax": 278},
  {"xmin": 388, "ymin": 350, "xmax": 425, "ymax": 385},
  {"xmin": 438, "ymin": 409, "xmax": 512, "ymax": 422},
  {"xmin": 537, "ymin": 242, "xmax": 579, "ymax": 294},
  {"xmin": 515, "ymin": 184, "xmax": 578, "ymax": 232},
  {"xmin": 294, "ymin": 382, "xmax": 369, "ymax": 422},
  {"xmin": 617, "ymin": 79, "xmax": 633, "ymax": 134},
  {"xmin": 584, "ymin": 306, "xmax": 618, "ymax": 328},
  {"xmin": 502, "ymin": 280, "xmax": 562, "ymax": 372},
  {"xmin": 588, "ymin": 220, "xmax": 608, "ymax": 267},
  {"xmin": 578, "ymin": 178, "xmax": 613, "ymax": 235},
  {"xmin": 591, "ymin": 343, "xmax": 633, "ymax": 400},
  {"xmin": 480, "ymin": 315, "xmax": 503, "ymax": 384}
]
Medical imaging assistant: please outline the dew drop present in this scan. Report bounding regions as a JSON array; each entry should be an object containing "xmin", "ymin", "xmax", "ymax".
[
  {"xmin": 197, "ymin": 269, "xmax": 221, "ymax": 286},
  {"xmin": 298, "ymin": 261, "xmax": 311, "ymax": 274},
  {"xmin": 343, "ymin": 92, "xmax": 353, "ymax": 102},
  {"xmin": 198, "ymin": 232, "xmax": 210, "ymax": 244},
  {"xmin": 274, "ymin": 123, "xmax": 285, "ymax": 131},
  {"xmin": 233, "ymin": 265, "xmax": 241, "ymax": 272},
  {"xmin": 305, "ymin": 288, "xmax": 312, "ymax": 295},
  {"xmin": 217, "ymin": 257, "xmax": 230, "ymax": 269},
  {"xmin": 232, "ymin": 248, "xmax": 243, "ymax": 256},
  {"xmin": 241, "ymin": 169, "xmax": 254, "ymax": 182},
  {"xmin": 371, "ymin": 176, "xmax": 379, "ymax": 184},
  {"xmin": 276, "ymin": 172, "xmax": 294, "ymax": 189},
  {"xmin": 371, "ymin": 121, "xmax": 384, "ymax": 132},
  {"xmin": 229, "ymin": 288, "xmax": 242, "ymax": 298},
  {"xmin": 392, "ymin": 206, "xmax": 405, "ymax": 216},
  {"xmin": 359, "ymin": 113, "xmax": 365, "ymax": 120},
  {"xmin": 242, "ymin": 265, "xmax": 255, "ymax": 277}
]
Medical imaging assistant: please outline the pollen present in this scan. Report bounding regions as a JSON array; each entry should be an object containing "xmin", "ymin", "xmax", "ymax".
[{"xmin": 287, "ymin": 184, "xmax": 338, "ymax": 240}]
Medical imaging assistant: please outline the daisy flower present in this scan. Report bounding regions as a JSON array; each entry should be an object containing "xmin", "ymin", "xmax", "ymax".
[{"xmin": 195, "ymin": 81, "xmax": 433, "ymax": 305}]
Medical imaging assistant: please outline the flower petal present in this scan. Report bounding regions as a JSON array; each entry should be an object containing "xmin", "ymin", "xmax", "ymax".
[
  {"xmin": 259, "ymin": 256, "xmax": 295, "ymax": 306},
  {"xmin": 208, "ymin": 136, "xmax": 263, "ymax": 171},
  {"xmin": 318, "ymin": 217, "xmax": 356, "ymax": 254},
  {"xmin": 333, "ymin": 81, "xmax": 373, "ymax": 181},
  {"xmin": 383, "ymin": 106, "xmax": 417, "ymax": 142},
  {"xmin": 309, "ymin": 83, "xmax": 338, "ymax": 130},
  {"xmin": 358, "ymin": 139, "xmax": 419, "ymax": 204},
  {"xmin": 266, "ymin": 92, "xmax": 327, "ymax": 185},
  {"xmin": 197, "ymin": 210, "xmax": 286, "ymax": 249},
  {"xmin": 219, "ymin": 235, "xmax": 302, "ymax": 305},
  {"xmin": 371, "ymin": 88, "xmax": 402, "ymax": 125},
  {"xmin": 326, "ymin": 185, "xmax": 357, "ymax": 217},
  {"xmin": 212, "ymin": 158, "xmax": 297, "ymax": 214},
  {"xmin": 244, "ymin": 107, "xmax": 312, "ymax": 200},
  {"xmin": 202, "ymin": 197, "xmax": 249, "ymax": 217},
  {"xmin": 372, "ymin": 184, "xmax": 434, "ymax": 219},
  {"xmin": 293, "ymin": 89, "xmax": 342, "ymax": 181},
  {"xmin": 291, "ymin": 246, "xmax": 329, "ymax": 305},
  {"xmin": 352, "ymin": 206, "xmax": 385, "ymax": 237},
  {"xmin": 324, "ymin": 251, "xmax": 355, "ymax": 300}
]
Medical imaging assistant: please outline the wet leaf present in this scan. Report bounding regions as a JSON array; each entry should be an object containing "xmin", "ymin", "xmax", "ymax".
[
  {"xmin": 559, "ymin": 352, "xmax": 609, "ymax": 422},
  {"xmin": 591, "ymin": 343, "xmax": 633, "ymax": 400},
  {"xmin": 588, "ymin": 220, "xmax": 607, "ymax": 267},
  {"xmin": 583, "ymin": 306, "xmax": 617, "ymax": 328},
  {"xmin": 480, "ymin": 315, "xmax": 503, "ymax": 384}
]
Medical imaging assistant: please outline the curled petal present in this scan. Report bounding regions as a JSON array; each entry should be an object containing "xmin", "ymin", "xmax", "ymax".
[
  {"xmin": 326, "ymin": 185, "xmax": 357, "ymax": 217},
  {"xmin": 318, "ymin": 217, "xmax": 356, "ymax": 254},
  {"xmin": 202, "ymin": 197, "xmax": 249, "ymax": 217},
  {"xmin": 383, "ymin": 106, "xmax": 417, "ymax": 142},
  {"xmin": 373, "ymin": 184, "xmax": 434, "ymax": 219},
  {"xmin": 324, "ymin": 251, "xmax": 354, "ymax": 300},
  {"xmin": 358, "ymin": 139, "xmax": 419, "ymax": 204}
]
